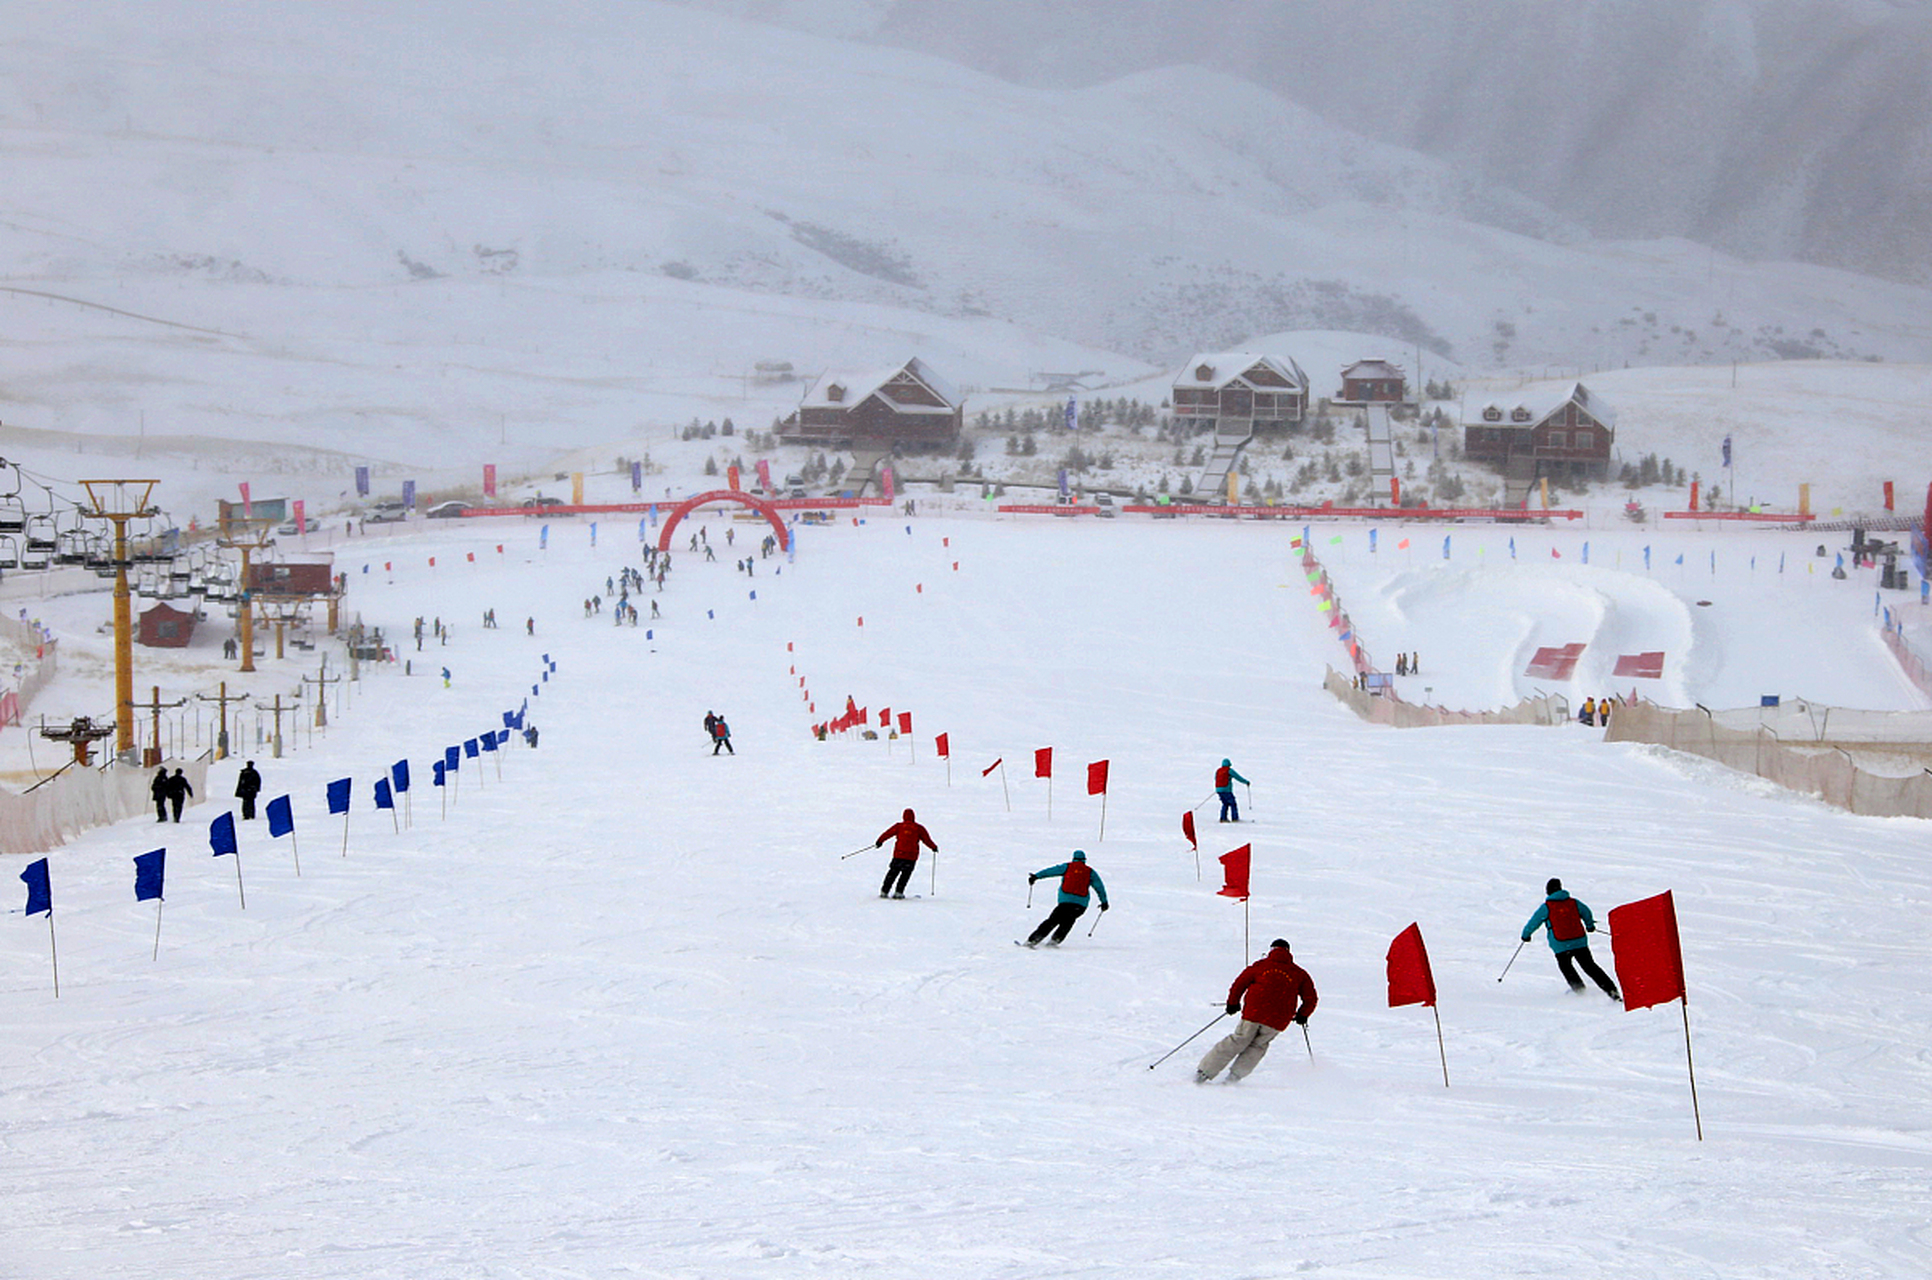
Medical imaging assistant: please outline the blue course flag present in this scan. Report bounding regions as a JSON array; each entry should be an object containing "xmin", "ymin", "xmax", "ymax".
[
  {"xmin": 433, "ymin": 760, "xmax": 447, "ymax": 788},
  {"xmin": 210, "ymin": 812, "xmax": 238, "ymax": 857},
  {"xmin": 326, "ymin": 778, "xmax": 351, "ymax": 815},
  {"xmin": 392, "ymin": 759, "xmax": 410, "ymax": 794},
  {"xmin": 502, "ymin": 711, "xmax": 516, "ymax": 728},
  {"xmin": 542, "ymin": 654, "xmax": 550, "ymax": 664},
  {"xmin": 480, "ymin": 731, "xmax": 498, "ymax": 753},
  {"xmin": 464, "ymin": 737, "xmax": 479, "ymax": 758},
  {"xmin": 134, "ymin": 849, "xmax": 166, "ymax": 902},
  {"xmin": 374, "ymin": 777, "xmax": 394, "ymax": 810},
  {"xmin": 532, "ymin": 684, "xmax": 539, "ymax": 697},
  {"xmin": 21, "ymin": 856, "xmax": 51, "ymax": 916},
  {"xmin": 707, "ymin": 610, "xmax": 715, "ymax": 620},
  {"xmin": 749, "ymin": 590, "xmax": 756, "ymax": 601},
  {"xmin": 266, "ymin": 794, "xmax": 294, "ymax": 838},
  {"xmin": 445, "ymin": 745, "xmax": 460, "ymax": 772},
  {"xmin": 496, "ymin": 728, "xmax": 511, "ymax": 745},
  {"xmin": 549, "ymin": 661, "xmax": 557, "ymax": 672}
]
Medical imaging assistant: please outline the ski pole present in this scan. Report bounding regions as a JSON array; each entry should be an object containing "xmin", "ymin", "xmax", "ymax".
[
  {"xmin": 1498, "ymin": 938, "xmax": 1528, "ymax": 982},
  {"xmin": 839, "ymin": 844, "xmax": 875, "ymax": 861},
  {"xmin": 1026, "ymin": 878, "xmax": 1034, "ymax": 909},
  {"xmin": 1088, "ymin": 906, "xmax": 1106, "ymax": 937},
  {"xmin": 1189, "ymin": 792, "xmax": 1215, "ymax": 812},
  {"xmin": 1300, "ymin": 1021, "xmax": 1313, "ymax": 1058},
  {"xmin": 1243, "ymin": 781, "xmax": 1253, "ymax": 817},
  {"xmin": 1147, "ymin": 1012, "xmax": 1228, "ymax": 1070}
]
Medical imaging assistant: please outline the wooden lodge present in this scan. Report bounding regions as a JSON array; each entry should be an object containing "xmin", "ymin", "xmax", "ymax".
[
  {"xmin": 1336, "ymin": 359, "xmax": 1409, "ymax": 406},
  {"xmin": 246, "ymin": 559, "xmax": 337, "ymax": 597},
  {"xmin": 782, "ymin": 358, "xmax": 964, "ymax": 449},
  {"xmin": 1171, "ymin": 353, "xmax": 1309, "ymax": 430},
  {"xmin": 1461, "ymin": 382, "xmax": 1616, "ymax": 479},
  {"xmin": 137, "ymin": 601, "xmax": 198, "ymax": 649}
]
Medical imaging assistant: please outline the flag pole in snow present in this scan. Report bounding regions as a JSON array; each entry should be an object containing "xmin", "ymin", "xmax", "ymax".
[
  {"xmin": 21, "ymin": 858, "xmax": 56, "ymax": 996},
  {"xmin": 1609, "ymin": 889, "xmax": 1701, "ymax": 1140},
  {"xmin": 134, "ymin": 849, "xmax": 165, "ymax": 962},
  {"xmin": 210, "ymin": 812, "xmax": 244, "ymax": 909}
]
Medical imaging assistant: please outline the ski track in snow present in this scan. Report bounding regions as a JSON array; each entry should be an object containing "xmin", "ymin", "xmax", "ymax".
[{"xmin": 3, "ymin": 513, "xmax": 1930, "ymax": 1278}]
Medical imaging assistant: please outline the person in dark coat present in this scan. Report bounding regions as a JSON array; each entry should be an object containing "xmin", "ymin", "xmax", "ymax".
[
  {"xmin": 874, "ymin": 807, "xmax": 938, "ymax": 899},
  {"xmin": 165, "ymin": 768, "xmax": 193, "ymax": 822},
  {"xmin": 524, "ymin": 724, "xmax": 539, "ymax": 749},
  {"xmin": 235, "ymin": 761, "xmax": 262, "ymax": 820},
  {"xmin": 1196, "ymin": 939, "xmax": 1318, "ymax": 1083},
  {"xmin": 1023, "ymin": 851, "xmax": 1108, "ymax": 946},
  {"xmin": 1522, "ymin": 878, "xmax": 1620, "ymax": 1000},
  {"xmin": 152, "ymin": 766, "xmax": 170, "ymax": 822}
]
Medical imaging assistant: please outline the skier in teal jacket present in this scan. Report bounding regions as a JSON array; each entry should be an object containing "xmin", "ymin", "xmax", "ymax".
[
  {"xmin": 1215, "ymin": 759, "xmax": 1249, "ymax": 822},
  {"xmin": 1022, "ymin": 851, "xmax": 1108, "ymax": 947},
  {"xmin": 1522, "ymin": 878, "xmax": 1619, "ymax": 1000}
]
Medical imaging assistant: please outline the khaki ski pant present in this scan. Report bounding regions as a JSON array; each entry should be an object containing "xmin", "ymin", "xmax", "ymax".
[{"xmin": 1197, "ymin": 1019, "xmax": 1282, "ymax": 1081}]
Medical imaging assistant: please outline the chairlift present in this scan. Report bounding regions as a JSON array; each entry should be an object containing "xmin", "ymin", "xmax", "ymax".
[
  {"xmin": 0, "ymin": 498, "xmax": 25, "ymax": 534},
  {"xmin": 24, "ymin": 511, "xmax": 58, "ymax": 553},
  {"xmin": 19, "ymin": 541, "xmax": 49, "ymax": 570},
  {"xmin": 56, "ymin": 529, "xmax": 92, "ymax": 566},
  {"xmin": 0, "ymin": 534, "xmax": 18, "ymax": 570}
]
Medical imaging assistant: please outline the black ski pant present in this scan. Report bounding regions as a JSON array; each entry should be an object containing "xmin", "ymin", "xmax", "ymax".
[
  {"xmin": 881, "ymin": 858, "xmax": 916, "ymax": 897},
  {"xmin": 240, "ymin": 795, "xmax": 257, "ymax": 820},
  {"xmin": 712, "ymin": 736, "xmax": 733, "ymax": 754},
  {"xmin": 1557, "ymin": 946, "xmax": 1618, "ymax": 997},
  {"xmin": 1027, "ymin": 901, "xmax": 1087, "ymax": 945}
]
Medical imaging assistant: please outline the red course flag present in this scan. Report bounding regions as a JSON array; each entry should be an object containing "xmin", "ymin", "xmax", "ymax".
[
  {"xmin": 897, "ymin": 711, "xmax": 911, "ymax": 735},
  {"xmin": 1218, "ymin": 844, "xmax": 1251, "ymax": 900},
  {"xmin": 1034, "ymin": 747, "xmax": 1052, "ymax": 779},
  {"xmin": 935, "ymin": 733, "xmax": 950, "ymax": 758},
  {"xmin": 466, "ymin": 551, "xmax": 475, "ymax": 562},
  {"xmin": 981, "ymin": 757, "xmax": 1003, "ymax": 777},
  {"xmin": 1397, "ymin": 538, "xmax": 1410, "ymax": 550},
  {"xmin": 1182, "ymin": 809, "xmax": 1197, "ymax": 850},
  {"xmin": 1609, "ymin": 890, "xmax": 1687, "ymax": 1012},
  {"xmin": 879, "ymin": 707, "xmax": 891, "ymax": 728},
  {"xmin": 1386, "ymin": 923, "xmax": 1438, "ymax": 1008},
  {"xmin": 1551, "ymin": 547, "xmax": 1562, "ymax": 559},
  {"xmin": 1086, "ymin": 759, "xmax": 1108, "ymax": 795}
]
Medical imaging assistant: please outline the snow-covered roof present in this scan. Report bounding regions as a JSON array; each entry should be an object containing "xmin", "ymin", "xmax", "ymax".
[
  {"xmin": 1341, "ymin": 358, "xmax": 1404, "ymax": 380},
  {"xmin": 801, "ymin": 357, "xmax": 961, "ymax": 413},
  {"xmin": 1173, "ymin": 352, "xmax": 1308, "ymax": 391},
  {"xmin": 1462, "ymin": 381, "xmax": 1617, "ymax": 430}
]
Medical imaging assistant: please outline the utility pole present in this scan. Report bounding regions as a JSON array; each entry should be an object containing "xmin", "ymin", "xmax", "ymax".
[
  {"xmin": 302, "ymin": 655, "xmax": 340, "ymax": 728},
  {"xmin": 216, "ymin": 516, "xmax": 275, "ymax": 673},
  {"xmin": 77, "ymin": 479, "xmax": 159, "ymax": 758},
  {"xmin": 128, "ymin": 684, "xmax": 186, "ymax": 766},
  {"xmin": 264, "ymin": 692, "xmax": 298, "ymax": 759},
  {"xmin": 196, "ymin": 680, "xmax": 250, "ymax": 760}
]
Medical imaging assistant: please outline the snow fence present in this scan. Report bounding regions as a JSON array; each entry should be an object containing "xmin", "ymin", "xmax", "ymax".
[
  {"xmin": 1324, "ymin": 666, "xmax": 1568, "ymax": 728},
  {"xmin": 0, "ymin": 757, "xmax": 211, "ymax": 856},
  {"xmin": 1606, "ymin": 698, "xmax": 1932, "ymax": 818},
  {"xmin": 0, "ymin": 610, "xmax": 59, "ymax": 726}
]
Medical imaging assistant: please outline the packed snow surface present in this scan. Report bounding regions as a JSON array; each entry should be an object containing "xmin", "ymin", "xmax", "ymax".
[{"xmin": 4, "ymin": 509, "xmax": 1929, "ymax": 1278}]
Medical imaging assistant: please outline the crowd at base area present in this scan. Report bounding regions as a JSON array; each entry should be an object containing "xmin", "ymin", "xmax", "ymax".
[{"xmin": 1578, "ymin": 697, "xmax": 1613, "ymax": 728}]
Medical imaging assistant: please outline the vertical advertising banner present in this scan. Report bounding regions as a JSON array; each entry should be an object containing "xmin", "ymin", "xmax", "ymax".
[
  {"xmin": 727, "ymin": 464, "xmax": 741, "ymax": 492},
  {"xmin": 402, "ymin": 479, "xmax": 416, "ymax": 510},
  {"xmin": 756, "ymin": 459, "xmax": 772, "ymax": 492},
  {"xmin": 292, "ymin": 499, "xmax": 305, "ymax": 533},
  {"xmin": 631, "ymin": 461, "xmax": 643, "ymax": 492},
  {"xmin": 239, "ymin": 482, "xmax": 253, "ymax": 519},
  {"xmin": 483, "ymin": 464, "xmax": 497, "ymax": 497},
  {"xmin": 571, "ymin": 472, "xmax": 584, "ymax": 506},
  {"xmin": 355, "ymin": 466, "xmax": 370, "ymax": 497}
]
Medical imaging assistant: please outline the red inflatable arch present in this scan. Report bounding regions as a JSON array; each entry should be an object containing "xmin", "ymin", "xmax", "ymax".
[{"xmin": 657, "ymin": 489, "xmax": 790, "ymax": 554}]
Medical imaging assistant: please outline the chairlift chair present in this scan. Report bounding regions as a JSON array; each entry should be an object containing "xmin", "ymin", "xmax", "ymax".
[{"xmin": 0, "ymin": 534, "xmax": 18, "ymax": 570}]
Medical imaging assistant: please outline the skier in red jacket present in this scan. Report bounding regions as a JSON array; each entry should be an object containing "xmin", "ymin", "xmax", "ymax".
[
  {"xmin": 1196, "ymin": 939, "xmax": 1318, "ymax": 1083},
  {"xmin": 874, "ymin": 807, "xmax": 937, "ymax": 899}
]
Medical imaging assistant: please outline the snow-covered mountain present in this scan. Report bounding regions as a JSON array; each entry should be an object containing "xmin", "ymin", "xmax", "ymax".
[{"xmin": 2, "ymin": 0, "xmax": 1929, "ymax": 521}]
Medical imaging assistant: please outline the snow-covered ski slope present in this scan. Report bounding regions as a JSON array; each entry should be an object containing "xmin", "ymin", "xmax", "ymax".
[{"xmin": 4, "ymin": 511, "xmax": 1930, "ymax": 1278}]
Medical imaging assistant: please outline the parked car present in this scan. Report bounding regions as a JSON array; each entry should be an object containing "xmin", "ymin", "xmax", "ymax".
[
  {"xmin": 1094, "ymin": 493, "xmax": 1117, "ymax": 517},
  {"xmin": 277, "ymin": 518, "xmax": 305, "ymax": 535},
  {"xmin": 365, "ymin": 505, "xmax": 408, "ymax": 523},
  {"xmin": 520, "ymin": 496, "xmax": 565, "ymax": 509},
  {"xmin": 426, "ymin": 501, "xmax": 468, "ymax": 519}
]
